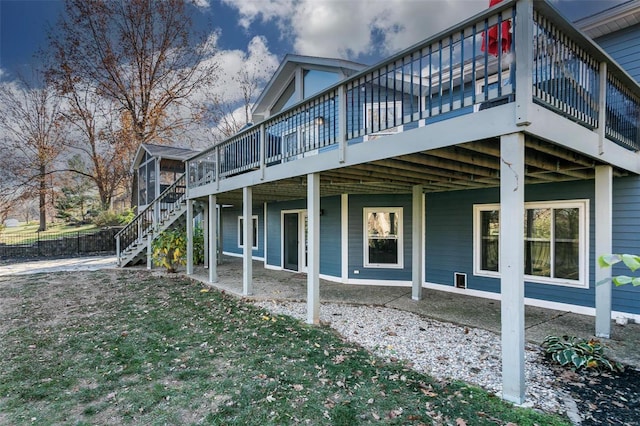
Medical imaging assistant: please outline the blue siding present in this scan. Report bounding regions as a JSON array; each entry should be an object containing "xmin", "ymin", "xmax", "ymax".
[
  {"xmin": 264, "ymin": 197, "xmax": 342, "ymax": 277},
  {"xmin": 348, "ymin": 194, "xmax": 413, "ymax": 281},
  {"xmin": 612, "ymin": 175, "xmax": 640, "ymax": 315},
  {"xmin": 426, "ymin": 181, "xmax": 598, "ymax": 309},
  {"xmin": 595, "ymin": 23, "xmax": 640, "ymax": 83},
  {"xmin": 220, "ymin": 206, "xmax": 265, "ymax": 258}
]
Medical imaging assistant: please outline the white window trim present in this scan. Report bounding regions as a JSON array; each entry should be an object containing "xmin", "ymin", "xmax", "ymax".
[
  {"xmin": 363, "ymin": 207, "xmax": 404, "ymax": 269},
  {"xmin": 473, "ymin": 200, "xmax": 589, "ymax": 288},
  {"xmin": 238, "ymin": 215, "xmax": 258, "ymax": 250}
]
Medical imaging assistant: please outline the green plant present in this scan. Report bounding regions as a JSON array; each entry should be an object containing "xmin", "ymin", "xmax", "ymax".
[
  {"xmin": 92, "ymin": 208, "xmax": 135, "ymax": 227},
  {"xmin": 151, "ymin": 228, "xmax": 187, "ymax": 272},
  {"xmin": 193, "ymin": 225, "xmax": 204, "ymax": 265},
  {"xmin": 598, "ymin": 254, "xmax": 640, "ymax": 286},
  {"xmin": 542, "ymin": 335, "xmax": 623, "ymax": 372}
]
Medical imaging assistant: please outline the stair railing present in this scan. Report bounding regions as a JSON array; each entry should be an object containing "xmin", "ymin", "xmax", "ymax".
[{"xmin": 115, "ymin": 173, "xmax": 187, "ymax": 266}]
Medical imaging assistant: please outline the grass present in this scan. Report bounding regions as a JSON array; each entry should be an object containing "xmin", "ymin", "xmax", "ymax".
[
  {"xmin": 0, "ymin": 222, "xmax": 99, "ymax": 244},
  {"xmin": 0, "ymin": 270, "xmax": 570, "ymax": 425}
]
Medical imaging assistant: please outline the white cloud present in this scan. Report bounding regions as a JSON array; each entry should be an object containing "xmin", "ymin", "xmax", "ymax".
[
  {"xmin": 191, "ymin": 0, "xmax": 211, "ymax": 8},
  {"xmin": 222, "ymin": 0, "xmax": 488, "ymax": 60}
]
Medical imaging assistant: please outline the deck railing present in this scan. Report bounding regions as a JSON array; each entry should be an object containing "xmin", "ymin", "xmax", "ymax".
[
  {"xmin": 188, "ymin": 0, "xmax": 640, "ymax": 190},
  {"xmin": 115, "ymin": 173, "xmax": 187, "ymax": 264}
]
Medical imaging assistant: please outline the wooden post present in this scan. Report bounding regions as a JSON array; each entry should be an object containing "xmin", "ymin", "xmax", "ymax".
[
  {"xmin": 500, "ymin": 133, "xmax": 526, "ymax": 404},
  {"xmin": 186, "ymin": 199, "xmax": 194, "ymax": 275},
  {"xmin": 307, "ymin": 173, "xmax": 320, "ymax": 324},
  {"xmin": 243, "ymin": 187, "xmax": 253, "ymax": 295},
  {"xmin": 412, "ymin": 185, "xmax": 424, "ymax": 300},
  {"xmin": 595, "ymin": 165, "xmax": 613, "ymax": 337},
  {"xmin": 209, "ymin": 194, "xmax": 218, "ymax": 283}
]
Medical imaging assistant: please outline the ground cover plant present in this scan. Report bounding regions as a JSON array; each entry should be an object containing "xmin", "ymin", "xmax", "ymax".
[{"xmin": 0, "ymin": 269, "xmax": 570, "ymax": 425}]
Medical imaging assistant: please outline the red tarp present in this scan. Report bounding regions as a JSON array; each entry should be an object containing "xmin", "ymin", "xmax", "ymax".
[{"xmin": 481, "ymin": 0, "xmax": 512, "ymax": 56}]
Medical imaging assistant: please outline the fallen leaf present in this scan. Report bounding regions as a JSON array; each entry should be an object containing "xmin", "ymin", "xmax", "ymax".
[
  {"xmin": 293, "ymin": 384, "xmax": 304, "ymax": 391},
  {"xmin": 456, "ymin": 418, "xmax": 467, "ymax": 426}
]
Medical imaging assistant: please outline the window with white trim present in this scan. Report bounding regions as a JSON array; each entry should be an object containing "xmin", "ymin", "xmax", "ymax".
[
  {"xmin": 238, "ymin": 216, "xmax": 258, "ymax": 250},
  {"xmin": 364, "ymin": 207, "xmax": 403, "ymax": 268},
  {"xmin": 364, "ymin": 101, "xmax": 402, "ymax": 133},
  {"xmin": 473, "ymin": 200, "xmax": 588, "ymax": 287}
]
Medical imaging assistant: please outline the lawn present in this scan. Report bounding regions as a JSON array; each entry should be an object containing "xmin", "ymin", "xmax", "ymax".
[
  {"xmin": 0, "ymin": 222, "xmax": 99, "ymax": 244},
  {"xmin": 0, "ymin": 269, "xmax": 570, "ymax": 425}
]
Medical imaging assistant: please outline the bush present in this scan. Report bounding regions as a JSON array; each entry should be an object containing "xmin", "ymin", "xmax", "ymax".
[
  {"xmin": 542, "ymin": 335, "xmax": 623, "ymax": 372},
  {"xmin": 92, "ymin": 208, "xmax": 135, "ymax": 227},
  {"xmin": 151, "ymin": 228, "xmax": 187, "ymax": 273}
]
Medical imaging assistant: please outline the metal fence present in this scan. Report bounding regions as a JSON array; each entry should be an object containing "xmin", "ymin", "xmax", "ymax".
[{"xmin": 0, "ymin": 228, "xmax": 121, "ymax": 259}]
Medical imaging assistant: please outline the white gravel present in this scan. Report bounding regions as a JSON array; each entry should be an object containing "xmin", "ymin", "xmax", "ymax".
[{"xmin": 253, "ymin": 300, "xmax": 568, "ymax": 414}]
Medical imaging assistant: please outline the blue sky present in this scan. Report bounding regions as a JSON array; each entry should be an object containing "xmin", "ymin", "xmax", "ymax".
[{"xmin": 1, "ymin": 0, "xmax": 626, "ymax": 81}]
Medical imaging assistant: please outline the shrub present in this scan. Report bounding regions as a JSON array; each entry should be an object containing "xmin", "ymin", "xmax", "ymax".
[
  {"xmin": 151, "ymin": 228, "xmax": 187, "ymax": 273},
  {"xmin": 93, "ymin": 208, "xmax": 135, "ymax": 227},
  {"xmin": 542, "ymin": 335, "xmax": 623, "ymax": 372}
]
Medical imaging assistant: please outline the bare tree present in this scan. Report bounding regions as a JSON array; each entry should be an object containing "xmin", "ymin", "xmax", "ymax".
[
  {"xmin": 56, "ymin": 77, "xmax": 136, "ymax": 210},
  {"xmin": 0, "ymin": 75, "xmax": 66, "ymax": 231},
  {"xmin": 47, "ymin": 0, "xmax": 219, "ymax": 148}
]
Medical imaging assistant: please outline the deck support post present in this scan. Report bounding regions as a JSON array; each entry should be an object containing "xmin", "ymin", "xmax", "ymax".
[
  {"xmin": 243, "ymin": 186, "xmax": 253, "ymax": 296},
  {"xmin": 500, "ymin": 133, "xmax": 526, "ymax": 404},
  {"xmin": 186, "ymin": 199, "xmax": 194, "ymax": 275},
  {"xmin": 307, "ymin": 172, "xmax": 321, "ymax": 324},
  {"xmin": 412, "ymin": 185, "xmax": 424, "ymax": 300},
  {"xmin": 209, "ymin": 194, "xmax": 218, "ymax": 283},
  {"xmin": 595, "ymin": 165, "xmax": 613, "ymax": 338},
  {"xmin": 203, "ymin": 201, "xmax": 209, "ymax": 269}
]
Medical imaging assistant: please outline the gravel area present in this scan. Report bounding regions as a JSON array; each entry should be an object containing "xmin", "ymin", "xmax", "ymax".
[{"xmin": 253, "ymin": 300, "xmax": 569, "ymax": 415}]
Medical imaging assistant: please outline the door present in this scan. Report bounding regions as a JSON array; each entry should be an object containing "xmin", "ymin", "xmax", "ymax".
[
  {"xmin": 283, "ymin": 211, "xmax": 309, "ymax": 272},
  {"xmin": 283, "ymin": 213, "xmax": 299, "ymax": 271}
]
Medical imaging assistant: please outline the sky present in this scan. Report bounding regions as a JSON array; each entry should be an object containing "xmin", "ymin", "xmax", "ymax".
[{"xmin": 0, "ymin": 0, "xmax": 627, "ymax": 83}]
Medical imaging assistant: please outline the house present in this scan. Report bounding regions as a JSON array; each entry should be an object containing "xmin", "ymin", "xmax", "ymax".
[{"xmin": 117, "ymin": 0, "xmax": 640, "ymax": 404}]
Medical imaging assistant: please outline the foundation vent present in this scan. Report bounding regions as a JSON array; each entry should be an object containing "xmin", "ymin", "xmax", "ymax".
[{"xmin": 454, "ymin": 272, "xmax": 467, "ymax": 289}]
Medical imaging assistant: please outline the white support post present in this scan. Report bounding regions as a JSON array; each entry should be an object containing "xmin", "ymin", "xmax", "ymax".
[
  {"xmin": 243, "ymin": 187, "xmax": 253, "ymax": 295},
  {"xmin": 203, "ymin": 201, "xmax": 209, "ymax": 269},
  {"xmin": 338, "ymin": 85, "xmax": 347, "ymax": 163},
  {"xmin": 147, "ymin": 231, "xmax": 153, "ymax": 270},
  {"xmin": 514, "ymin": 0, "xmax": 533, "ymax": 127},
  {"xmin": 307, "ymin": 173, "xmax": 320, "ymax": 324},
  {"xmin": 341, "ymin": 194, "xmax": 349, "ymax": 283},
  {"xmin": 186, "ymin": 199, "xmax": 194, "ymax": 275},
  {"xmin": 116, "ymin": 235, "xmax": 121, "ymax": 267},
  {"xmin": 412, "ymin": 185, "xmax": 424, "ymax": 300},
  {"xmin": 595, "ymin": 165, "xmax": 613, "ymax": 338},
  {"xmin": 500, "ymin": 133, "xmax": 526, "ymax": 404},
  {"xmin": 209, "ymin": 194, "xmax": 218, "ymax": 283},
  {"xmin": 597, "ymin": 62, "xmax": 608, "ymax": 155}
]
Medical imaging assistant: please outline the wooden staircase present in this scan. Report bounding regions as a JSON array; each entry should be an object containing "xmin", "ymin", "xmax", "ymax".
[{"xmin": 115, "ymin": 174, "xmax": 200, "ymax": 267}]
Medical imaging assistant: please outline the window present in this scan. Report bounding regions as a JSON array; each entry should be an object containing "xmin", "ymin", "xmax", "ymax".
[
  {"xmin": 364, "ymin": 208, "xmax": 403, "ymax": 268},
  {"xmin": 473, "ymin": 200, "xmax": 588, "ymax": 287},
  {"xmin": 238, "ymin": 216, "xmax": 258, "ymax": 250},
  {"xmin": 364, "ymin": 101, "xmax": 402, "ymax": 133}
]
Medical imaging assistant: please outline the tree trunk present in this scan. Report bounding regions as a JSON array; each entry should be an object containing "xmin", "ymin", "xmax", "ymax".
[{"xmin": 38, "ymin": 166, "xmax": 47, "ymax": 232}]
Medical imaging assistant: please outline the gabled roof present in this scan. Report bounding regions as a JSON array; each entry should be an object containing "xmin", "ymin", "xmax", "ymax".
[
  {"xmin": 575, "ymin": 0, "xmax": 640, "ymax": 39},
  {"xmin": 252, "ymin": 54, "xmax": 367, "ymax": 120},
  {"xmin": 132, "ymin": 143, "xmax": 198, "ymax": 170}
]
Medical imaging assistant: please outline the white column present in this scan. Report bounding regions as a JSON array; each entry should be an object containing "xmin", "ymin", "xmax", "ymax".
[
  {"xmin": 500, "ymin": 133, "xmax": 526, "ymax": 404},
  {"xmin": 307, "ymin": 173, "xmax": 320, "ymax": 324},
  {"xmin": 209, "ymin": 194, "xmax": 218, "ymax": 283},
  {"xmin": 203, "ymin": 201, "xmax": 209, "ymax": 269},
  {"xmin": 186, "ymin": 199, "xmax": 194, "ymax": 275},
  {"xmin": 243, "ymin": 187, "xmax": 253, "ymax": 296},
  {"xmin": 341, "ymin": 194, "xmax": 349, "ymax": 283},
  {"xmin": 595, "ymin": 165, "xmax": 613, "ymax": 338},
  {"xmin": 412, "ymin": 185, "xmax": 424, "ymax": 300}
]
